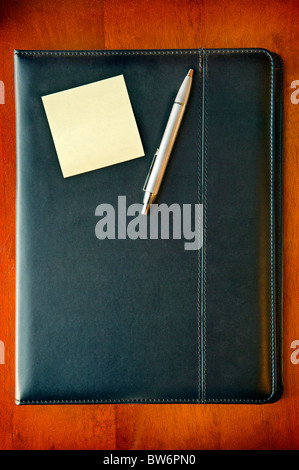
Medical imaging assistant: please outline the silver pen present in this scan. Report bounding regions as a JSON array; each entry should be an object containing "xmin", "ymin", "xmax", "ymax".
[{"xmin": 141, "ymin": 69, "xmax": 193, "ymax": 215}]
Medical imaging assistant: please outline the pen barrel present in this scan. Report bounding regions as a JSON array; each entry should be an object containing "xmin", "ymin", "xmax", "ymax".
[{"xmin": 144, "ymin": 102, "xmax": 185, "ymax": 195}]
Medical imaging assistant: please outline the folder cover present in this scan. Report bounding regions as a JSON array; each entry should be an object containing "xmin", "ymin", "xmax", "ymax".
[{"xmin": 14, "ymin": 49, "xmax": 283, "ymax": 404}]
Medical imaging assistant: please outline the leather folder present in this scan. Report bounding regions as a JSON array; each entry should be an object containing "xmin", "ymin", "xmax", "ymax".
[{"xmin": 14, "ymin": 49, "xmax": 283, "ymax": 404}]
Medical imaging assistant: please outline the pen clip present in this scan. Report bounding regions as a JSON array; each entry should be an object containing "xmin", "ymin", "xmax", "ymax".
[{"xmin": 143, "ymin": 148, "xmax": 159, "ymax": 191}]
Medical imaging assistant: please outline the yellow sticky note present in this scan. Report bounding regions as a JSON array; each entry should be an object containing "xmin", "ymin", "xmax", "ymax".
[{"xmin": 42, "ymin": 75, "xmax": 145, "ymax": 177}]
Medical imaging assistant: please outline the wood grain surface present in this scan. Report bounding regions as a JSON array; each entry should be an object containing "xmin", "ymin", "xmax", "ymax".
[{"xmin": 0, "ymin": 0, "xmax": 299, "ymax": 450}]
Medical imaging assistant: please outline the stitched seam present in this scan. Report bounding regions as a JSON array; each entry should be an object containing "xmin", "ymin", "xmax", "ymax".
[
  {"xmin": 201, "ymin": 50, "xmax": 208, "ymax": 403},
  {"xmin": 271, "ymin": 53, "xmax": 284, "ymax": 395},
  {"xmin": 275, "ymin": 54, "xmax": 284, "ymax": 392},
  {"xmin": 16, "ymin": 398, "xmax": 198, "ymax": 404},
  {"xmin": 269, "ymin": 52, "xmax": 275, "ymax": 401},
  {"xmin": 203, "ymin": 53, "xmax": 208, "ymax": 404},
  {"xmin": 197, "ymin": 51, "xmax": 202, "ymax": 404},
  {"xmin": 14, "ymin": 50, "xmax": 200, "ymax": 57},
  {"xmin": 14, "ymin": 48, "xmax": 273, "ymax": 57},
  {"xmin": 197, "ymin": 50, "xmax": 204, "ymax": 404}
]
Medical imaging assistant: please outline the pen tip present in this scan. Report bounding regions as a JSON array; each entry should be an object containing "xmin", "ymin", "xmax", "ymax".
[
  {"xmin": 141, "ymin": 203, "xmax": 149, "ymax": 215},
  {"xmin": 188, "ymin": 69, "xmax": 193, "ymax": 77}
]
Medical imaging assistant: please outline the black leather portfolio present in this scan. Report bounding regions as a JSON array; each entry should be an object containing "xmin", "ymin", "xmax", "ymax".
[{"xmin": 14, "ymin": 49, "xmax": 283, "ymax": 404}]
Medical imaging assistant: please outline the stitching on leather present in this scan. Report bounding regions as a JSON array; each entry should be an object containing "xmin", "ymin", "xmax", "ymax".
[
  {"xmin": 16, "ymin": 396, "xmax": 278, "ymax": 404},
  {"xmin": 202, "ymin": 52, "xmax": 209, "ymax": 405},
  {"xmin": 14, "ymin": 48, "xmax": 274, "ymax": 57},
  {"xmin": 197, "ymin": 48, "xmax": 205, "ymax": 404},
  {"xmin": 274, "ymin": 54, "xmax": 284, "ymax": 393},
  {"xmin": 268, "ymin": 52, "xmax": 276, "ymax": 401},
  {"xmin": 15, "ymin": 399, "xmax": 198, "ymax": 404},
  {"xmin": 15, "ymin": 48, "xmax": 278, "ymax": 405},
  {"xmin": 200, "ymin": 52, "xmax": 206, "ymax": 404},
  {"xmin": 269, "ymin": 52, "xmax": 284, "ymax": 397},
  {"xmin": 14, "ymin": 50, "xmax": 199, "ymax": 57},
  {"xmin": 197, "ymin": 50, "xmax": 202, "ymax": 404}
]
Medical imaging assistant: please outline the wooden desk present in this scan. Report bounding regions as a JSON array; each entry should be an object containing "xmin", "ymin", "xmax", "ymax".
[{"xmin": 0, "ymin": 0, "xmax": 298, "ymax": 450}]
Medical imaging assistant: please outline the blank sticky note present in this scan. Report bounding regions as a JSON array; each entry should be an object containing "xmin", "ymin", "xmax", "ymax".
[{"xmin": 42, "ymin": 75, "xmax": 145, "ymax": 177}]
